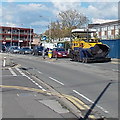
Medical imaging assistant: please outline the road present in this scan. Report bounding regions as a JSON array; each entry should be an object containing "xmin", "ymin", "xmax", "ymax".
[{"xmin": 1, "ymin": 53, "xmax": 119, "ymax": 119}]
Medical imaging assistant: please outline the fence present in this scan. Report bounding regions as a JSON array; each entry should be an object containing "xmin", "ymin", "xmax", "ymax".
[{"xmin": 100, "ymin": 39, "xmax": 120, "ymax": 59}]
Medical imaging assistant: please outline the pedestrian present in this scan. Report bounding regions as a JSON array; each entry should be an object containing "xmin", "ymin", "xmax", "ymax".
[{"xmin": 42, "ymin": 48, "xmax": 45, "ymax": 59}]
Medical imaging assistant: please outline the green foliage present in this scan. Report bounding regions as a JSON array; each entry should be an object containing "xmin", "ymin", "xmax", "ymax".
[{"xmin": 44, "ymin": 9, "xmax": 89, "ymax": 41}]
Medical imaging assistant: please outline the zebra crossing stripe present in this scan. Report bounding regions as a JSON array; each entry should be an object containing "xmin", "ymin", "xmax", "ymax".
[{"xmin": 8, "ymin": 68, "xmax": 17, "ymax": 76}]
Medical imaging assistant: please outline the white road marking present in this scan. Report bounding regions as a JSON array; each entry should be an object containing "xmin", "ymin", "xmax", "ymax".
[
  {"xmin": 25, "ymin": 75, "xmax": 46, "ymax": 91},
  {"xmin": 15, "ymin": 68, "xmax": 46, "ymax": 91},
  {"xmin": 49, "ymin": 77, "xmax": 64, "ymax": 86},
  {"xmin": 2, "ymin": 75, "xmax": 23, "ymax": 77},
  {"xmin": 15, "ymin": 67, "xmax": 26, "ymax": 76},
  {"xmin": 17, "ymin": 94, "xmax": 19, "ymax": 96},
  {"xmin": 8, "ymin": 68, "xmax": 17, "ymax": 76},
  {"xmin": 112, "ymin": 69, "xmax": 119, "ymax": 72},
  {"xmin": 38, "ymin": 71, "xmax": 43, "ymax": 74},
  {"xmin": 38, "ymin": 85, "xmax": 43, "ymax": 89},
  {"xmin": 42, "ymin": 88, "xmax": 46, "ymax": 91},
  {"xmin": 35, "ymin": 83, "xmax": 39, "ymax": 86},
  {"xmin": 73, "ymin": 90, "xmax": 109, "ymax": 113}
]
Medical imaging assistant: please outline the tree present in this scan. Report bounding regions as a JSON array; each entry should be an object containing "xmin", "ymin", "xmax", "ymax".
[
  {"xmin": 44, "ymin": 9, "xmax": 89, "ymax": 40},
  {"xmin": 58, "ymin": 9, "xmax": 89, "ymax": 28}
]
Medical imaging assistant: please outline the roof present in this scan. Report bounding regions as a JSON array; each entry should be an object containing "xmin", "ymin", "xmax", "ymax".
[
  {"xmin": 71, "ymin": 28, "xmax": 97, "ymax": 33},
  {"xmin": 88, "ymin": 20, "xmax": 120, "ymax": 28},
  {"xmin": 0, "ymin": 26, "xmax": 33, "ymax": 31}
]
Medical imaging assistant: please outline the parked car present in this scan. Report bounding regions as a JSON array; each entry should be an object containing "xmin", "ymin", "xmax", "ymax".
[
  {"xmin": 1, "ymin": 45, "xmax": 6, "ymax": 52},
  {"xmin": 8, "ymin": 46, "xmax": 20, "ymax": 53},
  {"xmin": 19, "ymin": 47, "xmax": 32, "ymax": 54},
  {"xmin": 32, "ymin": 46, "xmax": 44, "ymax": 55},
  {"xmin": 52, "ymin": 48, "xmax": 69, "ymax": 58}
]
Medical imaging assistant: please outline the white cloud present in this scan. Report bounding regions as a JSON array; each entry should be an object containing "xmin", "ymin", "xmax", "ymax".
[
  {"xmin": 77, "ymin": 2, "xmax": 118, "ymax": 22},
  {"xmin": 1, "ymin": 1, "xmax": 119, "ymax": 34},
  {"xmin": 18, "ymin": 3, "xmax": 48, "ymax": 11}
]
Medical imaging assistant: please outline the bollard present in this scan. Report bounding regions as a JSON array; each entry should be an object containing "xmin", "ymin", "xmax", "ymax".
[
  {"xmin": 3, "ymin": 57, "xmax": 6, "ymax": 67},
  {"xmin": 48, "ymin": 49, "xmax": 52, "ymax": 59}
]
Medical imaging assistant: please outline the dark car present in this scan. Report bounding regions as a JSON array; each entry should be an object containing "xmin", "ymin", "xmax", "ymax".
[
  {"xmin": 52, "ymin": 48, "xmax": 69, "ymax": 58},
  {"xmin": 32, "ymin": 46, "xmax": 44, "ymax": 55},
  {"xmin": 2, "ymin": 45, "xmax": 6, "ymax": 52},
  {"xmin": 8, "ymin": 46, "xmax": 20, "ymax": 53},
  {"xmin": 19, "ymin": 47, "xmax": 32, "ymax": 54},
  {"xmin": 0, "ymin": 45, "xmax": 6, "ymax": 52}
]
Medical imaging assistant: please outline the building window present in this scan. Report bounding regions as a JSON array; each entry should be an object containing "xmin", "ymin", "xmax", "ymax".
[
  {"xmin": 98, "ymin": 32, "xmax": 101, "ymax": 37},
  {"xmin": 111, "ymin": 30, "xmax": 115, "ymax": 35}
]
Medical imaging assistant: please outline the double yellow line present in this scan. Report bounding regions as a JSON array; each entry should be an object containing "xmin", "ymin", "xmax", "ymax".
[{"xmin": 0, "ymin": 85, "xmax": 96, "ymax": 119}]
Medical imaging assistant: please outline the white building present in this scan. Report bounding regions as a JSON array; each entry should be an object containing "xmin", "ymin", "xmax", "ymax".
[{"xmin": 88, "ymin": 20, "xmax": 120, "ymax": 40}]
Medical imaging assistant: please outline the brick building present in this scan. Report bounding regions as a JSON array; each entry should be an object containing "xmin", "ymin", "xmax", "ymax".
[
  {"xmin": 88, "ymin": 20, "xmax": 120, "ymax": 40},
  {"xmin": 0, "ymin": 26, "xmax": 33, "ymax": 47}
]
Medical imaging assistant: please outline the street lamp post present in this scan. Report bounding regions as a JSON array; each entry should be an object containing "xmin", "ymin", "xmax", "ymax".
[
  {"xmin": 11, "ymin": 27, "xmax": 12, "ymax": 47},
  {"xmin": 39, "ymin": 15, "xmax": 51, "ymax": 42},
  {"xmin": 29, "ymin": 26, "xmax": 32, "ymax": 49},
  {"xmin": 18, "ymin": 29, "xmax": 20, "ymax": 48}
]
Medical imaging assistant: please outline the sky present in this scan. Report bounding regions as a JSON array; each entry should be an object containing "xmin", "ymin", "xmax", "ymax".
[{"xmin": 0, "ymin": 0, "xmax": 119, "ymax": 34}]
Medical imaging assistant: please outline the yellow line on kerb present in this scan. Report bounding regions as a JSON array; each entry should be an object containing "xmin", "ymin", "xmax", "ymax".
[
  {"xmin": 0, "ymin": 85, "xmax": 95, "ymax": 119},
  {"xmin": 64, "ymin": 94, "xmax": 96, "ymax": 119}
]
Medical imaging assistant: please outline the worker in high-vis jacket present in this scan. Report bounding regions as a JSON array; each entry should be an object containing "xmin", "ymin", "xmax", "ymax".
[{"xmin": 48, "ymin": 49, "xmax": 52, "ymax": 59}]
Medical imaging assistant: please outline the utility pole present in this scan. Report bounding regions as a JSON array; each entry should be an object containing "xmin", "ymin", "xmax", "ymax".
[
  {"xmin": 29, "ymin": 26, "xmax": 32, "ymax": 49},
  {"xmin": 80, "ymin": 81, "xmax": 113, "ymax": 120},
  {"xmin": 18, "ymin": 29, "xmax": 20, "ymax": 48},
  {"xmin": 11, "ymin": 27, "xmax": 12, "ymax": 47}
]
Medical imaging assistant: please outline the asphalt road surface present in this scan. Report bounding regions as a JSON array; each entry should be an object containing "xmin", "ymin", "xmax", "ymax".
[{"xmin": 1, "ymin": 53, "xmax": 119, "ymax": 119}]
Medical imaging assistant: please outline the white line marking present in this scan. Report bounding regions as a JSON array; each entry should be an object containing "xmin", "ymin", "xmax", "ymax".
[
  {"xmin": 14, "ymin": 68, "xmax": 47, "ymax": 92},
  {"xmin": 38, "ymin": 71, "xmax": 43, "ymax": 74},
  {"xmin": 8, "ymin": 68, "xmax": 17, "ymax": 76},
  {"xmin": 15, "ymin": 67, "xmax": 26, "ymax": 76},
  {"xmin": 22, "ymin": 73, "xmax": 46, "ymax": 91},
  {"xmin": 42, "ymin": 88, "xmax": 46, "ymax": 91},
  {"xmin": 73, "ymin": 90, "xmax": 109, "ymax": 113},
  {"xmin": 2, "ymin": 75, "xmax": 23, "ymax": 77},
  {"xmin": 38, "ymin": 85, "xmax": 43, "ymax": 89},
  {"xmin": 49, "ymin": 77, "xmax": 64, "ymax": 85},
  {"xmin": 35, "ymin": 83, "xmax": 39, "ymax": 86},
  {"xmin": 17, "ymin": 94, "xmax": 19, "ymax": 96},
  {"xmin": 31, "ymin": 80, "xmax": 36, "ymax": 83}
]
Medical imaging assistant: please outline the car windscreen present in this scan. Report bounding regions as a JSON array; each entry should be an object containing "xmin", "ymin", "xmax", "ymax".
[
  {"xmin": 37, "ymin": 47, "xmax": 43, "ymax": 51},
  {"xmin": 22, "ymin": 48, "xmax": 30, "ymax": 50},
  {"xmin": 57, "ymin": 48, "xmax": 65, "ymax": 52}
]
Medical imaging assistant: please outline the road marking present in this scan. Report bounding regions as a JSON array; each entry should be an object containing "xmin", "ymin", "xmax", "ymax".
[
  {"xmin": 15, "ymin": 68, "xmax": 46, "ymax": 91},
  {"xmin": 49, "ymin": 77, "xmax": 64, "ymax": 85},
  {"xmin": 15, "ymin": 67, "xmax": 26, "ymax": 76},
  {"xmin": 73, "ymin": 90, "xmax": 109, "ymax": 113},
  {"xmin": 2, "ymin": 75, "xmax": 23, "ymax": 77},
  {"xmin": 38, "ymin": 71, "xmax": 43, "ymax": 74},
  {"xmin": 8, "ymin": 68, "xmax": 17, "ymax": 76},
  {"xmin": 24, "ymin": 73, "xmax": 45, "ymax": 90},
  {"xmin": 42, "ymin": 88, "xmax": 47, "ymax": 91},
  {"xmin": 38, "ymin": 85, "xmax": 43, "ymax": 89},
  {"xmin": 112, "ymin": 69, "xmax": 119, "ymax": 72}
]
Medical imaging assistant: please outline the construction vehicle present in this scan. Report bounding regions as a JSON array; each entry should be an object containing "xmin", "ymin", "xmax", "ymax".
[{"xmin": 69, "ymin": 28, "xmax": 111, "ymax": 63}]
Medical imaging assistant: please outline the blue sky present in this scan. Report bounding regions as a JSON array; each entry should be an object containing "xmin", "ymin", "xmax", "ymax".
[{"xmin": 1, "ymin": 0, "xmax": 119, "ymax": 34}]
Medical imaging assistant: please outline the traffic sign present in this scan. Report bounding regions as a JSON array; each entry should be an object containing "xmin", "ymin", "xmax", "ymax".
[{"xmin": 42, "ymin": 36, "xmax": 47, "ymax": 40}]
